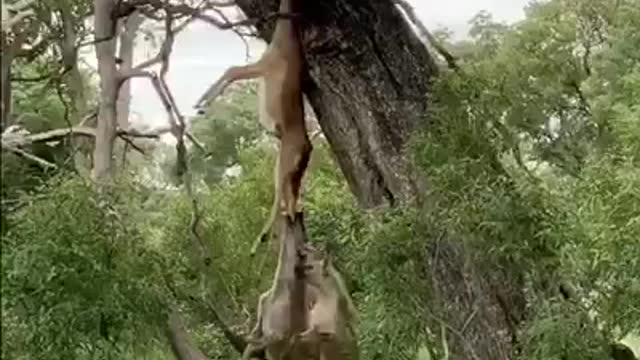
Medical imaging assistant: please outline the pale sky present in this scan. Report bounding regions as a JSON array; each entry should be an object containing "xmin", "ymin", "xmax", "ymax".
[{"xmin": 117, "ymin": 0, "xmax": 532, "ymax": 128}]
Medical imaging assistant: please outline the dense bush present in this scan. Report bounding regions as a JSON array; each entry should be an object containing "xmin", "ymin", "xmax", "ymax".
[{"xmin": 1, "ymin": 176, "xmax": 168, "ymax": 359}]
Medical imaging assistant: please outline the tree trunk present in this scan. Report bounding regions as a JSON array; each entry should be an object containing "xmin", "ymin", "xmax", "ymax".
[
  {"xmin": 1, "ymin": 2, "xmax": 31, "ymax": 129},
  {"xmin": 1, "ymin": 30, "xmax": 26, "ymax": 129},
  {"xmin": 58, "ymin": 6, "xmax": 95, "ymax": 175},
  {"xmin": 1, "ymin": 33, "xmax": 14, "ymax": 129},
  {"xmin": 92, "ymin": 0, "xmax": 119, "ymax": 183},
  {"xmin": 116, "ymin": 13, "xmax": 142, "ymax": 130},
  {"xmin": 235, "ymin": 1, "xmax": 525, "ymax": 358},
  {"xmin": 114, "ymin": 13, "xmax": 142, "ymax": 167},
  {"xmin": 59, "ymin": 6, "xmax": 87, "ymax": 119}
]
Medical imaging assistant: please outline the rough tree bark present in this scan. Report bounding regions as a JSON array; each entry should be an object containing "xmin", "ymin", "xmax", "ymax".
[
  {"xmin": 56, "ymin": 6, "xmax": 97, "ymax": 175},
  {"xmin": 59, "ymin": 6, "xmax": 87, "ymax": 119},
  {"xmin": 1, "ymin": 25, "xmax": 28, "ymax": 129},
  {"xmin": 114, "ymin": 12, "xmax": 143, "ymax": 166},
  {"xmin": 234, "ymin": 1, "xmax": 525, "ymax": 359},
  {"xmin": 1, "ymin": 33, "xmax": 16, "ymax": 128},
  {"xmin": 92, "ymin": 0, "xmax": 119, "ymax": 183},
  {"xmin": 116, "ymin": 13, "xmax": 142, "ymax": 129}
]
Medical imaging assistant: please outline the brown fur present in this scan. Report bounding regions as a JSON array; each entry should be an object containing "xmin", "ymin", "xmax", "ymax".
[
  {"xmin": 245, "ymin": 248, "xmax": 359, "ymax": 359},
  {"xmin": 241, "ymin": 212, "xmax": 313, "ymax": 360},
  {"xmin": 193, "ymin": 0, "xmax": 312, "ymax": 255},
  {"xmin": 292, "ymin": 255, "xmax": 360, "ymax": 360}
]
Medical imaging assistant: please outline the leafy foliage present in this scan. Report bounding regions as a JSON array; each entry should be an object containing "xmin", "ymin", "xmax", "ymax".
[
  {"xmin": 416, "ymin": 1, "xmax": 640, "ymax": 358},
  {"xmin": 1, "ymin": 176, "xmax": 167, "ymax": 359},
  {"xmin": 187, "ymin": 81, "xmax": 265, "ymax": 185}
]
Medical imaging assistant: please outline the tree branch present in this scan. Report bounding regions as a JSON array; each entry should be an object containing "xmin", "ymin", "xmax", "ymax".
[
  {"xmin": 119, "ymin": 134, "xmax": 147, "ymax": 155},
  {"xmin": 211, "ymin": 7, "xmax": 251, "ymax": 60},
  {"xmin": 123, "ymin": 10, "xmax": 191, "ymax": 74},
  {"xmin": 1, "ymin": 144, "xmax": 57, "ymax": 168},
  {"xmin": 1, "ymin": 125, "xmax": 173, "ymax": 149},
  {"xmin": 394, "ymin": 0, "xmax": 459, "ymax": 71}
]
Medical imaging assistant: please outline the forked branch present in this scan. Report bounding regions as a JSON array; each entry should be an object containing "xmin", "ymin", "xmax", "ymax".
[{"xmin": 0, "ymin": 123, "xmax": 168, "ymax": 169}]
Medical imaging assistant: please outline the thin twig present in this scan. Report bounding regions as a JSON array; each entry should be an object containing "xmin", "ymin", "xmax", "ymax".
[
  {"xmin": 212, "ymin": 7, "xmax": 251, "ymax": 60},
  {"xmin": 119, "ymin": 135, "xmax": 147, "ymax": 155},
  {"xmin": 460, "ymin": 308, "xmax": 478, "ymax": 334}
]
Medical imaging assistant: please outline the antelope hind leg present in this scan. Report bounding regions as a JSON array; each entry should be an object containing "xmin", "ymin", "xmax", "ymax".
[
  {"xmin": 194, "ymin": 62, "xmax": 267, "ymax": 110},
  {"xmin": 282, "ymin": 147, "xmax": 312, "ymax": 221}
]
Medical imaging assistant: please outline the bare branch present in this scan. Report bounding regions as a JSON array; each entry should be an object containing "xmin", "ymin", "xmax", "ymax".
[
  {"xmin": 1, "ymin": 144, "xmax": 57, "ymax": 169},
  {"xmin": 394, "ymin": 0, "xmax": 459, "ymax": 71},
  {"xmin": 129, "ymin": 0, "xmax": 246, "ymax": 29},
  {"xmin": 78, "ymin": 0, "xmax": 282, "ymax": 52},
  {"xmin": 196, "ymin": 11, "xmax": 300, "ymax": 30},
  {"xmin": 137, "ymin": 0, "xmax": 298, "ymax": 31},
  {"xmin": 185, "ymin": 132, "xmax": 208, "ymax": 153},
  {"xmin": 124, "ymin": 13, "xmax": 190, "ymax": 73},
  {"xmin": 212, "ymin": 7, "xmax": 251, "ymax": 60},
  {"xmin": 2, "ymin": 126, "xmax": 94, "ymax": 148},
  {"xmin": 1, "ymin": 125, "xmax": 172, "ymax": 150},
  {"xmin": 120, "ymin": 69, "xmax": 180, "ymax": 127},
  {"xmin": 119, "ymin": 135, "xmax": 147, "ymax": 155},
  {"xmin": 78, "ymin": 110, "xmax": 98, "ymax": 126}
]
